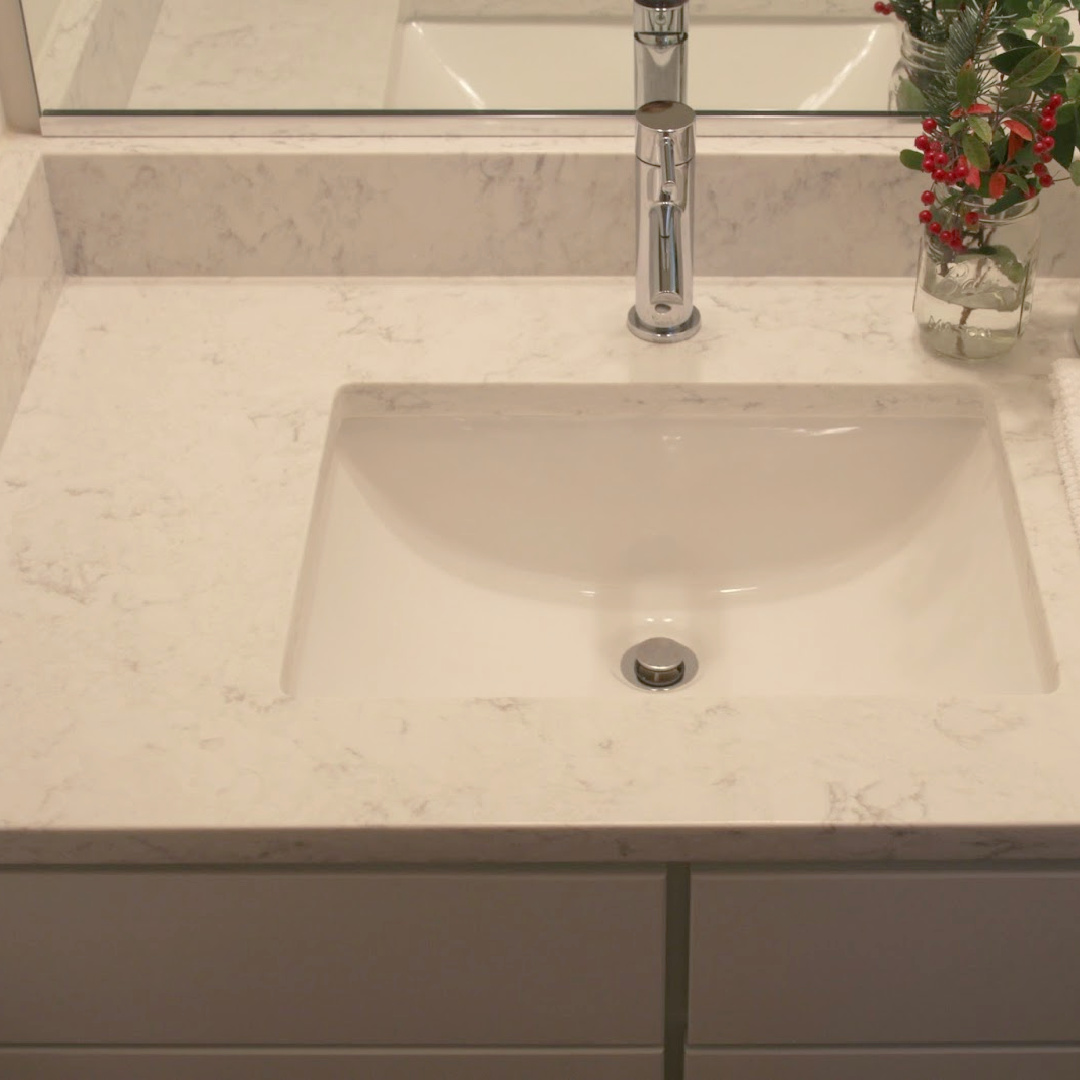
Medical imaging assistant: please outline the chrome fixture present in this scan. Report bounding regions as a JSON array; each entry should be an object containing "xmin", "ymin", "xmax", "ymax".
[
  {"xmin": 628, "ymin": 100, "xmax": 701, "ymax": 343},
  {"xmin": 621, "ymin": 637, "xmax": 699, "ymax": 690},
  {"xmin": 634, "ymin": 0, "xmax": 688, "ymax": 107}
]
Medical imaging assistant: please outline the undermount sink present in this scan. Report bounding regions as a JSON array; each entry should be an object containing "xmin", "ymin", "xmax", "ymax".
[
  {"xmin": 282, "ymin": 385, "xmax": 1055, "ymax": 699},
  {"xmin": 387, "ymin": 18, "xmax": 899, "ymax": 111}
]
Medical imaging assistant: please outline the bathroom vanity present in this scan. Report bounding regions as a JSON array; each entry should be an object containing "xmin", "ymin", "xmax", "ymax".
[
  {"xmin": 4, "ymin": 0, "xmax": 1080, "ymax": 1058},
  {"xmin": 0, "ymin": 137, "xmax": 1079, "ymax": 1077}
]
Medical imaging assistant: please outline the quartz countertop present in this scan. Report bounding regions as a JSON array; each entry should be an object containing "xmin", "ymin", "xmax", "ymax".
[{"xmin": 2, "ymin": 274, "xmax": 1080, "ymax": 866}]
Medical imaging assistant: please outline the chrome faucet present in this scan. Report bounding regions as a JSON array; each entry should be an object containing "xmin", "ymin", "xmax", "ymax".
[
  {"xmin": 628, "ymin": 100, "xmax": 701, "ymax": 343},
  {"xmin": 634, "ymin": 0, "xmax": 688, "ymax": 107}
]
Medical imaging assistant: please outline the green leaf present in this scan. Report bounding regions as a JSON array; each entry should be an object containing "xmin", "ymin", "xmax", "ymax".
[
  {"xmin": 1052, "ymin": 111, "xmax": 1078, "ymax": 168},
  {"xmin": 957, "ymin": 65, "xmax": 980, "ymax": 108},
  {"xmin": 997, "ymin": 29, "xmax": 1032, "ymax": 50},
  {"xmin": 977, "ymin": 242, "xmax": 1028, "ymax": 283},
  {"xmin": 895, "ymin": 78, "xmax": 928, "ymax": 113},
  {"xmin": 969, "ymin": 115, "xmax": 994, "ymax": 144},
  {"xmin": 999, "ymin": 85, "xmax": 1036, "ymax": 110},
  {"xmin": 1006, "ymin": 46, "xmax": 1063, "ymax": 89},
  {"xmin": 963, "ymin": 131, "xmax": 992, "ymax": 170},
  {"xmin": 900, "ymin": 149, "xmax": 926, "ymax": 171},
  {"xmin": 992, "ymin": 45, "xmax": 1039, "ymax": 76},
  {"xmin": 1069, "ymin": 159, "xmax": 1080, "ymax": 183},
  {"xmin": 999, "ymin": 30, "xmax": 1035, "ymax": 51},
  {"xmin": 1041, "ymin": 17, "xmax": 1073, "ymax": 47}
]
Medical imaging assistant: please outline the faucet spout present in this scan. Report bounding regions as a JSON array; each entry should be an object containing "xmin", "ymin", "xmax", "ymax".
[
  {"xmin": 628, "ymin": 101, "xmax": 701, "ymax": 343},
  {"xmin": 634, "ymin": 0, "xmax": 689, "ymax": 107}
]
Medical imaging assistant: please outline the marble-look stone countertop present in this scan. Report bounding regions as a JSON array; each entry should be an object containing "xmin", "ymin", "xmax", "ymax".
[{"xmin": 2, "ymin": 274, "xmax": 1080, "ymax": 866}]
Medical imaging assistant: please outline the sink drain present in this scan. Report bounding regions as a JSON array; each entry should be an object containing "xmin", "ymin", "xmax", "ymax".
[{"xmin": 621, "ymin": 637, "xmax": 698, "ymax": 691}]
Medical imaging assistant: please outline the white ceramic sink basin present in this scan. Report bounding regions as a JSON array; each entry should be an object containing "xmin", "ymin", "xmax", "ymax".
[
  {"xmin": 283, "ymin": 385, "xmax": 1054, "ymax": 699},
  {"xmin": 386, "ymin": 18, "xmax": 899, "ymax": 111}
]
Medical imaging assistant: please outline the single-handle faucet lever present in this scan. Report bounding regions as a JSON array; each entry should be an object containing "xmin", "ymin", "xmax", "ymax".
[
  {"xmin": 660, "ymin": 135, "xmax": 677, "ymax": 194},
  {"xmin": 628, "ymin": 101, "xmax": 701, "ymax": 343}
]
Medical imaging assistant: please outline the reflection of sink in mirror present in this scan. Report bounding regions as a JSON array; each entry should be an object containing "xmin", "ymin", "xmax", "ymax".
[
  {"xmin": 283, "ymin": 385, "xmax": 1055, "ymax": 700},
  {"xmin": 388, "ymin": 19, "xmax": 900, "ymax": 111}
]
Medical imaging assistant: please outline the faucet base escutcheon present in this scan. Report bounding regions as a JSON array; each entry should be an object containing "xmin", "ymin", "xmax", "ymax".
[{"xmin": 627, "ymin": 305, "xmax": 700, "ymax": 343}]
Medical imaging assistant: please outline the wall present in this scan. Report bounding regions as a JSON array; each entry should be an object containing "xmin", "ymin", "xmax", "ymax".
[
  {"xmin": 21, "ymin": 0, "xmax": 60, "ymax": 52},
  {"xmin": 0, "ymin": 31, "xmax": 8, "ymax": 134},
  {"xmin": 0, "ymin": 0, "xmax": 39, "ymax": 132}
]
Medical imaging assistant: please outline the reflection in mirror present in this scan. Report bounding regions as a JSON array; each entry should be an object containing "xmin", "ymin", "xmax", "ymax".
[{"xmin": 21, "ymin": 0, "xmax": 910, "ymax": 114}]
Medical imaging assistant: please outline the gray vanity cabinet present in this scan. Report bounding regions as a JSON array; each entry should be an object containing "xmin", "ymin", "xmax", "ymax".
[
  {"xmin": 687, "ymin": 869, "xmax": 1080, "ymax": 1075},
  {"xmin": 0, "ymin": 869, "xmax": 665, "ymax": 1079}
]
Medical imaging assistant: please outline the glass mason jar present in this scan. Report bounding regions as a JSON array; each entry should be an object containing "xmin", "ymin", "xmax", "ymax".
[
  {"xmin": 888, "ymin": 29, "xmax": 998, "ymax": 112},
  {"xmin": 914, "ymin": 194, "xmax": 1041, "ymax": 362},
  {"xmin": 888, "ymin": 31, "xmax": 946, "ymax": 112}
]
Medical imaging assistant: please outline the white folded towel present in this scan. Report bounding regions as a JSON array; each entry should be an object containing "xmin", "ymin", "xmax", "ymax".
[{"xmin": 1051, "ymin": 357, "xmax": 1080, "ymax": 545}]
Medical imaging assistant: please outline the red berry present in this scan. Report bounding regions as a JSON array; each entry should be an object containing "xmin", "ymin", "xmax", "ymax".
[
  {"xmin": 920, "ymin": 189, "xmax": 935, "ymax": 205},
  {"xmin": 1042, "ymin": 136, "xmax": 1055, "ymax": 152},
  {"xmin": 1034, "ymin": 162, "xmax": 1048, "ymax": 176},
  {"xmin": 922, "ymin": 118, "xmax": 938, "ymax": 134},
  {"xmin": 934, "ymin": 151, "xmax": 949, "ymax": 166},
  {"xmin": 922, "ymin": 157, "xmax": 936, "ymax": 172},
  {"xmin": 1048, "ymin": 93, "xmax": 1064, "ymax": 110},
  {"xmin": 1041, "ymin": 114, "xmax": 1058, "ymax": 131},
  {"xmin": 929, "ymin": 221, "xmax": 942, "ymax": 234},
  {"xmin": 964, "ymin": 211, "xmax": 980, "ymax": 228},
  {"xmin": 914, "ymin": 134, "xmax": 930, "ymax": 151},
  {"xmin": 1024, "ymin": 185, "xmax": 1038, "ymax": 200},
  {"xmin": 919, "ymin": 209, "xmax": 933, "ymax": 223},
  {"xmin": 1041, "ymin": 152, "xmax": 1054, "ymax": 163},
  {"xmin": 956, "ymin": 155, "xmax": 968, "ymax": 173},
  {"xmin": 882, "ymin": 3, "xmax": 893, "ymax": 11},
  {"xmin": 873, "ymin": 0, "xmax": 886, "ymax": 10},
  {"xmin": 932, "ymin": 168, "xmax": 948, "ymax": 181},
  {"xmin": 1039, "ymin": 172, "xmax": 1054, "ymax": 187}
]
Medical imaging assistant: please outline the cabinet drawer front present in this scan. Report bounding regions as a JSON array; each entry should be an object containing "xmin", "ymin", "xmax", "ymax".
[
  {"xmin": 685, "ymin": 1048, "xmax": 1080, "ymax": 1080},
  {"xmin": 689, "ymin": 870, "xmax": 1080, "ymax": 1045},
  {"xmin": 0, "ymin": 1049, "xmax": 664, "ymax": 1080},
  {"xmin": 0, "ymin": 870, "xmax": 664, "ymax": 1046},
  {"xmin": 686, "ymin": 1045, "xmax": 1080, "ymax": 1080}
]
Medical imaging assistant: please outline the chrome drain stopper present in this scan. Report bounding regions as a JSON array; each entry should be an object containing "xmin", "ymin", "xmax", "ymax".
[{"xmin": 621, "ymin": 637, "xmax": 698, "ymax": 691}]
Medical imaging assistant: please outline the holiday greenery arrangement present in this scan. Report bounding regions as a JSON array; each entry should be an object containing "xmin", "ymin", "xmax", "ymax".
[
  {"xmin": 877, "ymin": 1, "xmax": 1080, "ymax": 358},
  {"xmin": 889, "ymin": 0, "xmax": 1080, "ymax": 230}
]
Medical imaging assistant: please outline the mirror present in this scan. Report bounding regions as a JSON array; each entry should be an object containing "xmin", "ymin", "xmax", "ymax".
[{"xmin": 20, "ymin": 0, "xmax": 906, "ymax": 116}]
